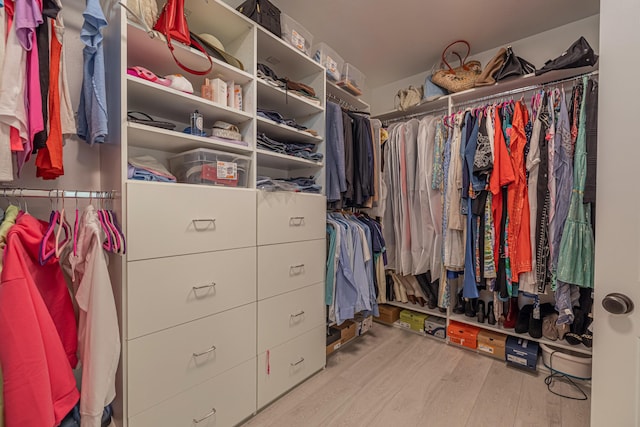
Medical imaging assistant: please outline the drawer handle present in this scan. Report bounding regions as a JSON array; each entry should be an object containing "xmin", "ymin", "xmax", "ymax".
[
  {"xmin": 193, "ymin": 408, "xmax": 216, "ymax": 424},
  {"xmin": 193, "ymin": 345, "xmax": 216, "ymax": 358},
  {"xmin": 192, "ymin": 282, "xmax": 216, "ymax": 293},
  {"xmin": 290, "ymin": 357, "xmax": 305, "ymax": 367},
  {"xmin": 289, "ymin": 216, "xmax": 305, "ymax": 226},
  {"xmin": 289, "ymin": 264, "xmax": 305, "ymax": 275},
  {"xmin": 290, "ymin": 310, "xmax": 305, "ymax": 318},
  {"xmin": 192, "ymin": 219, "xmax": 216, "ymax": 231}
]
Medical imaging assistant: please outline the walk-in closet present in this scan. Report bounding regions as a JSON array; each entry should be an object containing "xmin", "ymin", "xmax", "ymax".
[{"xmin": 0, "ymin": 0, "xmax": 635, "ymax": 426}]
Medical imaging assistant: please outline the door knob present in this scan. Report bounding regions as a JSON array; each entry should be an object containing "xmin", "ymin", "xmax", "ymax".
[{"xmin": 602, "ymin": 293, "xmax": 634, "ymax": 315}]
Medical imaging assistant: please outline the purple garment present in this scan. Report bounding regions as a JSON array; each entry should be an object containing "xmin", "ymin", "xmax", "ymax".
[{"xmin": 15, "ymin": 0, "xmax": 43, "ymax": 50}]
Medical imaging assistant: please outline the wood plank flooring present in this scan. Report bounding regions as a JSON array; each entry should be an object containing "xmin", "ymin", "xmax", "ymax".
[{"xmin": 241, "ymin": 324, "xmax": 591, "ymax": 427}]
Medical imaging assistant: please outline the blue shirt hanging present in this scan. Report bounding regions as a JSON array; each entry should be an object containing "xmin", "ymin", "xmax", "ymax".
[{"xmin": 77, "ymin": 0, "xmax": 108, "ymax": 144}]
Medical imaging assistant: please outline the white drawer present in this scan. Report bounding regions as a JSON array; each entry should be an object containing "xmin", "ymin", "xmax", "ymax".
[
  {"xmin": 258, "ymin": 240, "xmax": 326, "ymax": 300},
  {"xmin": 128, "ymin": 303, "xmax": 256, "ymax": 416},
  {"xmin": 127, "ymin": 182, "xmax": 256, "ymax": 260},
  {"xmin": 127, "ymin": 248, "xmax": 256, "ymax": 339},
  {"xmin": 257, "ymin": 325, "xmax": 326, "ymax": 409},
  {"xmin": 128, "ymin": 358, "xmax": 256, "ymax": 427},
  {"xmin": 258, "ymin": 283, "xmax": 324, "ymax": 353},
  {"xmin": 257, "ymin": 191, "xmax": 326, "ymax": 245}
]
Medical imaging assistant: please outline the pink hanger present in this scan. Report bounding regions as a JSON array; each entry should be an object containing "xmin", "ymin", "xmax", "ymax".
[{"xmin": 73, "ymin": 192, "xmax": 80, "ymax": 257}]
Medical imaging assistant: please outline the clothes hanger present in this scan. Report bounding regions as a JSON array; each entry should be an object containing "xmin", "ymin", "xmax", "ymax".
[
  {"xmin": 54, "ymin": 192, "xmax": 72, "ymax": 258},
  {"xmin": 103, "ymin": 194, "xmax": 122, "ymax": 254},
  {"xmin": 97, "ymin": 195, "xmax": 115, "ymax": 253},
  {"xmin": 40, "ymin": 190, "xmax": 61, "ymax": 265},
  {"xmin": 73, "ymin": 191, "xmax": 80, "ymax": 257}
]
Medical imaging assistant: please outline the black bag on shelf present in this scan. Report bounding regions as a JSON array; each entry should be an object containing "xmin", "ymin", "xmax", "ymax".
[{"xmin": 237, "ymin": 0, "xmax": 281, "ymax": 37}]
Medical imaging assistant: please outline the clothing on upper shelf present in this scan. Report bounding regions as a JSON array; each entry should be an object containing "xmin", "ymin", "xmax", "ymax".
[
  {"xmin": 78, "ymin": 0, "xmax": 108, "ymax": 144},
  {"xmin": 326, "ymin": 212, "xmax": 383, "ymax": 325},
  {"xmin": 256, "ymin": 176, "xmax": 322, "ymax": 193},
  {"xmin": 127, "ymin": 155, "xmax": 177, "ymax": 183},
  {"xmin": 257, "ymin": 133, "xmax": 323, "ymax": 161}
]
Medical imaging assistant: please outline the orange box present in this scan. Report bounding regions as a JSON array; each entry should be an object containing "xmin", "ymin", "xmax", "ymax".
[{"xmin": 447, "ymin": 321, "xmax": 480, "ymax": 349}]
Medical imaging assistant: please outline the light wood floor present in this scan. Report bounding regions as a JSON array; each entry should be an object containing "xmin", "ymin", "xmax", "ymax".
[{"xmin": 242, "ymin": 324, "xmax": 591, "ymax": 427}]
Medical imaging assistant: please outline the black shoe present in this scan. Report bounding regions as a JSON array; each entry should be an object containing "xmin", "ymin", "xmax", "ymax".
[
  {"xmin": 529, "ymin": 310, "xmax": 543, "ymax": 338},
  {"xmin": 565, "ymin": 307, "xmax": 585, "ymax": 345},
  {"xmin": 453, "ymin": 291, "xmax": 465, "ymax": 314},
  {"xmin": 477, "ymin": 300, "xmax": 486, "ymax": 323},
  {"xmin": 465, "ymin": 298, "xmax": 477, "ymax": 318},
  {"xmin": 515, "ymin": 305, "xmax": 533, "ymax": 334},
  {"xmin": 487, "ymin": 301, "xmax": 497, "ymax": 325}
]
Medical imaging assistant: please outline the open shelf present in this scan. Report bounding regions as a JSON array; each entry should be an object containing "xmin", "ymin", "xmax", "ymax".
[
  {"xmin": 256, "ymin": 27, "xmax": 324, "ymax": 80},
  {"xmin": 257, "ymin": 80, "xmax": 323, "ymax": 118},
  {"xmin": 126, "ymin": 23, "xmax": 254, "ymax": 85},
  {"xmin": 326, "ymin": 81, "xmax": 369, "ymax": 111},
  {"xmin": 386, "ymin": 300, "xmax": 447, "ymax": 319},
  {"xmin": 448, "ymin": 313, "xmax": 592, "ymax": 356},
  {"xmin": 256, "ymin": 116, "xmax": 322, "ymax": 144},
  {"xmin": 127, "ymin": 76, "xmax": 253, "ymax": 127},
  {"xmin": 256, "ymin": 149, "xmax": 323, "ymax": 170},
  {"xmin": 127, "ymin": 122, "xmax": 254, "ymax": 155}
]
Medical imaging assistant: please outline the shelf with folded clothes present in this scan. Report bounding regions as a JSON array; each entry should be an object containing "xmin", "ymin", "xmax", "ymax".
[
  {"xmin": 326, "ymin": 81, "xmax": 369, "ymax": 112},
  {"xmin": 256, "ymin": 149, "xmax": 323, "ymax": 170},
  {"xmin": 385, "ymin": 301, "xmax": 447, "ymax": 319},
  {"xmin": 256, "ymin": 116, "xmax": 323, "ymax": 144},
  {"xmin": 448, "ymin": 312, "xmax": 592, "ymax": 356},
  {"xmin": 256, "ymin": 26, "xmax": 324, "ymax": 81},
  {"xmin": 127, "ymin": 75, "xmax": 254, "ymax": 127},
  {"xmin": 127, "ymin": 122, "xmax": 254, "ymax": 155},
  {"xmin": 257, "ymin": 79, "xmax": 324, "ymax": 118},
  {"xmin": 126, "ymin": 23, "xmax": 254, "ymax": 86}
]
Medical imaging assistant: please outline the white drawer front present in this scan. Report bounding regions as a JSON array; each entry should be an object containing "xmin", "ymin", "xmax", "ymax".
[
  {"xmin": 257, "ymin": 325, "xmax": 326, "ymax": 409},
  {"xmin": 258, "ymin": 240, "xmax": 326, "ymax": 300},
  {"xmin": 129, "ymin": 358, "xmax": 256, "ymax": 427},
  {"xmin": 128, "ymin": 248, "xmax": 256, "ymax": 339},
  {"xmin": 128, "ymin": 303, "xmax": 256, "ymax": 415},
  {"xmin": 257, "ymin": 191, "xmax": 326, "ymax": 245},
  {"xmin": 127, "ymin": 182, "xmax": 256, "ymax": 260},
  {"xmin": 258, "ymin": 283, "xmax": 324, "ymax": 353}
]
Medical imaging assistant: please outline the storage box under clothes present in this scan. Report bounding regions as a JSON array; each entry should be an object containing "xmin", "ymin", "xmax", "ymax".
[
  {"xmin": 312, "ymin": 42, "xmax": 344, "ymax": 82},
  {"xmin": 375, "ymin": 304, "xmax": 402, "ymax": 324},
  {"xmin": 280, "ymin": 13, "xmax": 313, "ymax": 55},
  {"xmin": 424, "ymin": 316, "xmax": 447, "ymax": 339},
  {"xmin": 337, "ymin": 63, "xmax": 365, "ymax": 96},
  {"xmin": 169, "ymin": 148, "xmax": 250, "ymax": 187},
  {"xmin": 354, "ymin": 314, "xmax": 373, "ymax": 336},
  {"xmin": 506, "ymin": 336, "xmax": 539, "ymax": 371},
  {"xmin": 399, "ymin": 310, "xmax": 428, "ymax": 333},
  {"xmin": 335, "ymin": 320, "xmax": 357, "ymax": 343},
  {"xmin": 447, "ymin": 321, "xmax": 480, "ymax": 349},
  {"xmin": 477, "ymin": 330, "xmax": 507, "ymax": 360},
  {"xmin": 326, "ymin": 326, "xmax": 342, "ymax": 356}
]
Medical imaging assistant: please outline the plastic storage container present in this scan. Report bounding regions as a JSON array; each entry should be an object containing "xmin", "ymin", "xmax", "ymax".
[
  {"xmin": 338, "ymin": 63, "xmax": 365, "ymax": 96},
  {"xmin": 312, "ymin": 42, "xmax": 344, "ymax": 82},
  {"xmin": 168, "ymin": 148, "xmax": 250, "ymax": 188},
  {"xmin": 540, "ymin": 343, "xmax": 592, "ymax": 379},
  {"xmin": 280, "ymin": 13, "xmax": 313, "ymax": 55}
]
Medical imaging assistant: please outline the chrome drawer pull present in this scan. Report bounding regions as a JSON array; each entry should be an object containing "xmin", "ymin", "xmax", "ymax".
[
  {"xmin": 290, "ymin": 310, "xmax": 305, "ymax": 318},
  {"xmin": 192, "ymin": 219, "xmax": 216, "ymax": 231},
  {"xmin": 193, "ymin": 408, "xmax": 216, "ymax": 423},
  {"xmin": 289, "ymin": 216, "xmax": 305, "ymax": 226},
  {"xmin": 289, "ymin": 264, "xmax": 305, "ymax": 274},
  {"xmin": 193, "ymin": 345, "xmax": 216, "ymax": 358},
  {"xmin": 192, "ymin": 282, "xmax": 216, "ymax": 292},
  {"xmin": 290, "ymin": 357, "xmax": 305, "ymax": 367}
]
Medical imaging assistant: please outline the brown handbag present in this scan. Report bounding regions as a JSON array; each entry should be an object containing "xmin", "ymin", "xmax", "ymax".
[
  {"xmin": 153, "ymin": 0, "xmax": 213, "ymax": 75},
  {"xmin": 475, "ymin": 47, "xmax": 507, "ymax": 87},
  {"xmin": 431, "ymin": 40, "xmax": 482, "ymax": 93}
]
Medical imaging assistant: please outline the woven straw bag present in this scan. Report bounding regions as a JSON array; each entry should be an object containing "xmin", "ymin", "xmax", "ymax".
[{"xmin": 432, "ymin": 40, "xmax": 482, "ymax": 93}]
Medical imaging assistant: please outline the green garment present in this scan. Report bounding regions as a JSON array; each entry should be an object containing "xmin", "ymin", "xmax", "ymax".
[
  {"xmin": 0, "ymin": 205, "xmax": 19, "ymax": 274},
  {"xmin": 557, "ymin": 76, "xmax": 595, "ymax": 288}
]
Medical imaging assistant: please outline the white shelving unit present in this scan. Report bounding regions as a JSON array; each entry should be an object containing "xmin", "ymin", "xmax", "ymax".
[
  {"xmin": 326, "ymin": 80, "xmax": 370, "ymax": 111},
  {"xmin": 256, "ymin": 116, "xmax": 323, "ymax": 144}
]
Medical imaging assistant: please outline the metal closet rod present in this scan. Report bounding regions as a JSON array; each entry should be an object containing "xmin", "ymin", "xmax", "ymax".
[
  {"xmin": 452, "ymin": 69, "xmax": 599, "ymax": 109},
  {"xmin": 383, "ymin": 105, "xmax": 449, "ymax": 125},
  {"xmin": 327, "ymin": 92, "xmax": 358, "ymax": 111},
  {"xmin": 0, "ymin": 188, "xmax": 117, "ymax": 199}
]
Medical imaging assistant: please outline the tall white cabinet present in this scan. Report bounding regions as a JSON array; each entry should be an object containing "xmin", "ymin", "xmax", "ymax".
[{"xmin": 105, "ymin": 1, "xmax": 327, "ymax": 425}]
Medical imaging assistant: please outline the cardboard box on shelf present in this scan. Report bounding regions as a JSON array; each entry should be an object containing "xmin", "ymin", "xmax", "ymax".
[
  {"xmin": 355, "ymin": 314, "xmax": 373, "ymax": 336},
  {"xmin": 447, "ymin": 321, "xmax": 480, "ymax": 349},
  {"xmin": 424, "ymin": 315, "xmax": 447, "ymax": 339},
  {"xmin": 399, "ymin": 310, "xmax": 428, "ymax": 333},
  {"xmin": 375, "ymin": 304, "xmax": 402, "ymax": 324},
  {"xmin": 335, "ymin": 320, "xmax": 357, "ymax": 343},
  {"xmin": 326, "ymin": 325, "xmax": 342, "ymax": 356},
  {"xmin": 506, "ymin": 337, "xmax": 539, "ymax": 371},
  {"xmin": 477, "ymin": 330, "xmax": 508, "ymax": 360}
]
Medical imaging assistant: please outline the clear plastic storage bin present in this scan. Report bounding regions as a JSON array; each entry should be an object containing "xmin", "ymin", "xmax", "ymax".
[
  {"xmin": 280, "ymin": 13, "xmax": 313, "ymax": 55},
  {"xmin": 338, "ymin": 63, "xmax": 366, "ymax": 96},
  {"xmin": 312, "ymin": 42, "xmax": 344, "ymax": 82},
  {"xmin": 168, "ymin": 148, "xmax": 250, "ymax": 188}
]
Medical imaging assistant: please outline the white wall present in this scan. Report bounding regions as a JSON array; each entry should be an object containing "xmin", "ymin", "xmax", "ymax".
[{"xmin": 370, "ymin": 14, "xmax": 600, "ymax": 115}]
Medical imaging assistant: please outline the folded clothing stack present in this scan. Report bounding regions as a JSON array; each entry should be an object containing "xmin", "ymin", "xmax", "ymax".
[
  {"xmin": 257, "ymin": 176, "xmax": 322, "ymax": 193},
  {"xmin": 127, "ymin": 155, "xmax": 176, "ymax": 183},
  {"xmin": 257, "ymin": 133, "xmax": 323, "ymax": 162}
]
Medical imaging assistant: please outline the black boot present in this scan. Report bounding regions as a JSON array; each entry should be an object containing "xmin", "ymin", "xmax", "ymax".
[
  {"xmin": 453, "ymin": 290, "xmax": 465, "ymax": 314},
  {"xmin": 465, "ymin": 298, "xmax": 477, "ymax": 318},
  {"xmin": 477, "ymin": 300, "xmax": 486, "ymax": 323},
  {"xmin": 487, "ymin": 301, "xmax": 496, "ymax": 325}
]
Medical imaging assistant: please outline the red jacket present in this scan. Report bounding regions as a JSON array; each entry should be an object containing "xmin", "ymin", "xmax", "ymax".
[{"xmin": 0, "ymin": 213, "xmax": 79, "ymax": 426}]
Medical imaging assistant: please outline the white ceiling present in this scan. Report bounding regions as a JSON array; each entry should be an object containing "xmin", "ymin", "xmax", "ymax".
[{"xmin": 228, "ymin": 0, "xmax": 599, "ymax": 87}]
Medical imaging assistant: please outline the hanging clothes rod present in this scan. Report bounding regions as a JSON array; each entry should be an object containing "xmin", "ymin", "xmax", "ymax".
[
  {"xmin": 451, "ymin": 70, "xmax": 599, "ymax": 110},
  {"xmin": 327, "ymin": 92, "xmax": 358, "ymax": 111},
  {"xmin": 0, "ymin": 188, "xmax": 117, "ymax": 199},
  {"xmin": 383, "ymin": 105, "xmax": 449, "ymax": 126}
]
